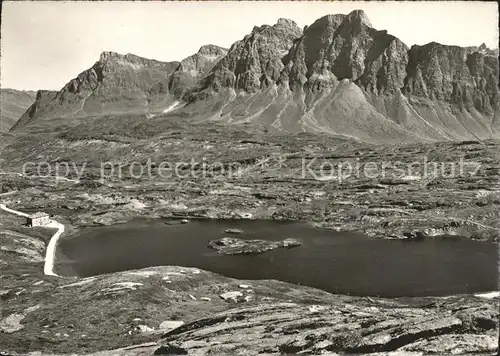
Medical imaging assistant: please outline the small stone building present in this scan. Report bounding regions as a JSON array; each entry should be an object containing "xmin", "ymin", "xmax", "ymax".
[{"xmin": 27, "ymin": 212, "xmax": 50, "ymax": 227}]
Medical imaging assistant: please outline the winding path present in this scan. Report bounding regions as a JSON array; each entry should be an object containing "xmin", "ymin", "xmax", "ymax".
[{"xmin": 0, "ymin": 203, "xmax": 63, "ymax": 277}]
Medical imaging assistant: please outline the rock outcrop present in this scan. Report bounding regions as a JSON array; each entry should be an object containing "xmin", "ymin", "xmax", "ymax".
[{"xmin": 157, "ymin": 295, "xmax": 499, "ymax": 355}]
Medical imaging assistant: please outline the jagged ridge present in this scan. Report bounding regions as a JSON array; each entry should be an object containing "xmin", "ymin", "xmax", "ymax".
[{"xmin": 11, "ymin": 10, "xmax": 500, "ymax": 143}]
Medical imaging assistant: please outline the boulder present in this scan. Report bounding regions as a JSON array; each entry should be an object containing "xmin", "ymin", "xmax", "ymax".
[
  {"xmin": 220, "ymin": 291, "xmax": 243, "ymax": 302},
  {"xmin": 159, "ymin": 320, "xmax": 185, "ymax": 331},
  {"xmin": 224, "ymin": 228, "xmax": 244, "ymax": 234},
  {"xmin": 164, "ymin": 218, "xmax": 189, "ymax": 226}
]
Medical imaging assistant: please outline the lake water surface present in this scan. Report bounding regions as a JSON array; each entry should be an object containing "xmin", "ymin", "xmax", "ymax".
[{"xmin": 57, "ymin": 219, "xmax": 499, "ymax": 297}]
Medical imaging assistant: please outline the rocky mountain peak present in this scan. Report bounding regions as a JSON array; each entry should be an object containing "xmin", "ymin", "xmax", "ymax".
[
  {"xmin": 98, "ymin": 51, "xmax": 144, "ymax": 70},
  {"xmin": 96, "ymin": 51, "xmax": 179, "ymax": 74},
  {"xmin": 282, "ymin": 10, "xmax": 407, "ymax": 93},
  {"xmin": 249, "ymin": 18, "xmax": 298, "ymax": 35},
  {"xmin": 13, "ymin": 51, "xmax": 181, "ymax": 124},
  {"xmin": 276, "ymin": 18, "xmax": 300, "ymax": 29},
  {"xmin": 99, "ymin": 51, "xmax": 125, "ymax": 62},
  {"xmin": 248, "ymin": 17, "xmax": 302, "ymax": 43},
  {"xmin": 279, "ymin": 14, "xmax": 347, "ymax": 88},
  {"xmin": 168, "ymin": 45, "xmax": 228, "ymax": 98},
  {"xmin": 476, "ymin": 43, "xmax": 498, "ymax": 56},
  {"xmin": 309, "ymin": 14, "xmax": 347, "ymax": 33},
  {"xmin": 197, "ymin": 44, "xmax": 228, "ymax": 57},
  {"xmin": 344, "ymin": 9, "xmax": 373, "ymax": 28},
  {"xmin": 203, "ymin": 18, "xmax": 302, "ymax": 93}
]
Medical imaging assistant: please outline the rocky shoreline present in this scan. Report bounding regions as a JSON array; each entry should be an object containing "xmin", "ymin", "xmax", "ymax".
[
  {"xmin": 0, "ymin": 188, "xmax": 499, "ymax": 355},
  {"xmin": 0, "ymin": 210, "xmax": 499, "ymax": 355}
]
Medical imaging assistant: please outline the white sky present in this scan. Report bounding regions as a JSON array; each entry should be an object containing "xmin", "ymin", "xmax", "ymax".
[{"xmin": 1, "ymin": 1, "xmax": 498, "ymax": 91}]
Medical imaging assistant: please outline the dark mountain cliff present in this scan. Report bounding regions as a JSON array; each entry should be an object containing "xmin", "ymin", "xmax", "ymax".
[
  {"xmin": 11, "ymin": 10, "xmax": 500, "ymax": 143},
  {"xmin": 280, "ymin": 11, "xmax": 408, "ymax": 93},
  {"xmin": 403, "ymin": 42, "xmax": 499, "ymax": 114},
  {"xmin": 205, "ymin": 18, "xmax": 302, "ymax": 93}
]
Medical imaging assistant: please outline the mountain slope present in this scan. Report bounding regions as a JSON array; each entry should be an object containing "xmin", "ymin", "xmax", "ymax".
[
  {"xmin": 0, "ymin": 89, "xmax": 37, "ymax": 132},
  {"xmin": 12, "ymin": 90, "xmax": 59, "ymax": 130},
  {"xmin": 13, "ymin": 53, "xmax": 181, "ymax": 129}
]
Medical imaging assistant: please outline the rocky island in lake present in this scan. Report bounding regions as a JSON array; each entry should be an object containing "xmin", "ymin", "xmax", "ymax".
[{"xmin": 208, "ymin": 236, "xmax": 302, "ymax": 255}]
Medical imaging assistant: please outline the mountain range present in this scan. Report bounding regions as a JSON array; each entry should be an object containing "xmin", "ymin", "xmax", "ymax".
[{"xmin": 8, "ymin": 10, "xmax": 500, "ymax": 143}]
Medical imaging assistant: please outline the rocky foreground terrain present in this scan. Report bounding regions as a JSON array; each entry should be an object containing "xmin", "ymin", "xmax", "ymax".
[
  {"xmin": 1, "ymin": 8, "xmax": 499, "ymax": 356},
  {"xmin": 0, "ymin": 217, "xmax": 499, "ymax": 355},
  {"xmin": 2, "ymin": 117, "xmax": 499, "ymax": 242}
]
